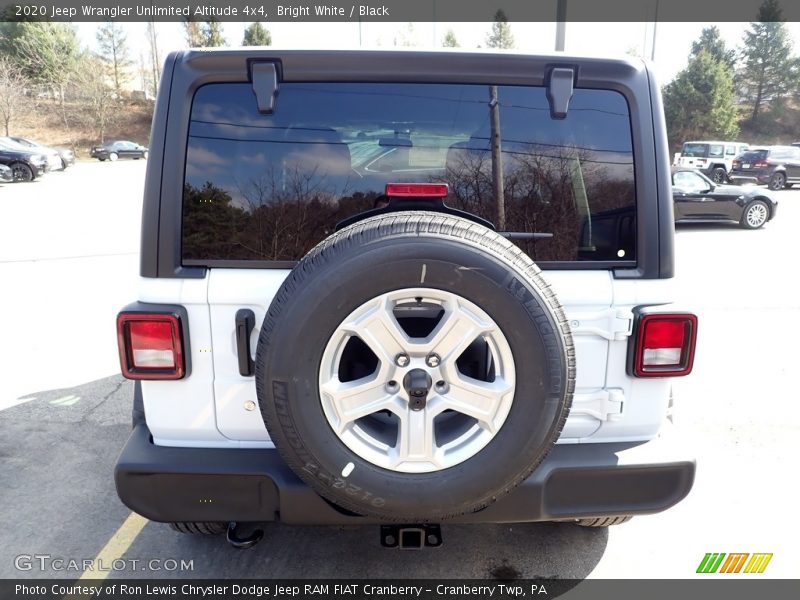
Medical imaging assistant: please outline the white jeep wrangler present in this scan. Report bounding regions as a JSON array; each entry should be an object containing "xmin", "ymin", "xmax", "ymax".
[
  {"xmin": 676, "ymin": 140, "xmax": 750, "ymax": 184},
  {"xmin": 114, "ymin": 49, "xmax": 697, "ymax": 548}
]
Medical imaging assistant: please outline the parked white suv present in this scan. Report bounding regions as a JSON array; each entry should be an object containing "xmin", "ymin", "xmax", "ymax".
[
  {"xmin": 677, "ymin": 140, "xmax": 750, "ymax": 183},
  {"xmin": 114, "ymin": 49, "xmax": 697, "ymax": 548}
]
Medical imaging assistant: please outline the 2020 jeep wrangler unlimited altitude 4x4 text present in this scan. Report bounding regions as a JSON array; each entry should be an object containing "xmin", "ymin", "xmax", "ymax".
[{"xmin": 114, "ymin": 49, "xmax": 697, "ymax": 547}]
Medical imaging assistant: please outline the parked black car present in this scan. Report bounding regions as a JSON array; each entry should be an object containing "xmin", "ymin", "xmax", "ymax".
[
  {"xmin": 728, "ymin": 145, "xmax": 800, "ymax": 190},
  {"xmin": 7, "ymin": 136, "xmax": 75, "ymax": 170},
  {"xmin": 672, "ymin": 167, "xmax": 777, "ymax": 230},
  {"xmin": 0, "ymin": 164, "xmax": 12, "ymax": 183},
  {"xmin": 90, "ymin": 140, "xmax": 148, "ymax": 162},
  {"xmin": 0, "ymin": 140, "xmax": 48, "ymax": 182}
]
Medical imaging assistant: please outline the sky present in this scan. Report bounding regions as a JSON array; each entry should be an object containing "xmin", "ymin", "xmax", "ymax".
[{"xmin": 74, "ymin": 21, "xmax": 800, "ymax": 86}]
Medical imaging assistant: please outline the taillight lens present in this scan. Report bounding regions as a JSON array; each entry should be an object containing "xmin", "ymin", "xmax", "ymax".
[
  {"xmin": 117, "ymin": 313, "xmax": 185, "ymax": 379},
  {"xmin": 754, "ymin": 160, "xmax": 769, "ymax": 168},
  {"xmin": 385, "ymin": 183, "xmax": 449, "ymax": 198},
  {"xmin": 633, "ymin": 314, "xmax": 697, "ymax": 377}
]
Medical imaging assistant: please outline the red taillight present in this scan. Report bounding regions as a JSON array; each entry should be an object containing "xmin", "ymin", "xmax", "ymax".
[
  {"xmin": 385, "ymin": 183, "xmax": 449, "ymax": 198},
  {"xmin": 754, "ymin": 160, "xmax": 769, "ymax": 168},
  {"xmin": 633, "ymin": 314, "xmax": 697, "ymax": 377},
  {"xmin": 117, "ymin": 313, "xmax": 185, "ymax": 380}
]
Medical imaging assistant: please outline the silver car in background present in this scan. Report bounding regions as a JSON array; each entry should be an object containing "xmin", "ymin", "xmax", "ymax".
[{"xmin": 2, "ymin": 136, "xmax": 74, "ymax": 171}]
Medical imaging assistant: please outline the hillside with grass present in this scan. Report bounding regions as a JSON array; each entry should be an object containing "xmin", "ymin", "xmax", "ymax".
[
  {"xmin": 738, "ymin": 99, "xmax": 800, "ymax": 145},
  {"xmin": 10, "ymin": 97, "xmax": 153, "ymax": 159}
]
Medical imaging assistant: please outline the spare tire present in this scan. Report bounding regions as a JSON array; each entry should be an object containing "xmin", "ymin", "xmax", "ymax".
[{"xmin": 255, "ymin": 212, "xmax": 574, "ymax": 521}]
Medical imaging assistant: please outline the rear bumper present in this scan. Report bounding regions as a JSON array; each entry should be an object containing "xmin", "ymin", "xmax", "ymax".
[
  {"xmin": 115, "ymin": 423, "xmax": 695, "ymax": 525},
  {"xmin": 729, "ymin": 170, "xmax": 769, "ymax": 185}
]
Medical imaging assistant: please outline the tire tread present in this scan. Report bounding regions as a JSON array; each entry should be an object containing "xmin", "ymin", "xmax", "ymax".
[{"xmin": 168, "ymin": 522, "xmax": 226, "ymax": 535}]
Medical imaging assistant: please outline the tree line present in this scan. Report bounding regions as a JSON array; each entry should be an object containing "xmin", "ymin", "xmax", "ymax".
[
  {"xmin": 9, "ymin": 10, "xmax": 788, "ymax": 151},
  {"xmin": 663, "ymin": 0, "xmax": 800, "ymax": 148}
]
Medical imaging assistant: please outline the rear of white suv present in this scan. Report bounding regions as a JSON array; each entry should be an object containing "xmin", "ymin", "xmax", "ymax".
[
  {"xmin": 114, "ymin": 49, "xmax": 696, "ymax": 544},
  {"xmin": 677, "ymin": 140, "xmax": 750, "ymax": 183}
]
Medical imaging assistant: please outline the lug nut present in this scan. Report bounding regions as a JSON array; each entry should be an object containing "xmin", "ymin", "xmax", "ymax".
[
  {"xmin": 395, "ymin": 353, "xmax": 410, "ymax": 367},
  {"xmin": 425, "ymin": 354, "xmax": 441, "ymax": 368},
  {"xmin": 386, "ymin": 380, "xmax": 399, "ymax": 393}
]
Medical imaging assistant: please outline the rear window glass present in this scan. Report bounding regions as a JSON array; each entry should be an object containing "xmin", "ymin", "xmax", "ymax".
[
  {"xmin": 182, "ymin": 82, "xmax": 636, "ymax": 265},
  {"xmin": 739, "ymin": 150, "xmax": 769, "ymax": 161},
  {"xmin": 681, "ymin": 143, "xmax": 708, "ymax": 157},
  {"xmin": 769, "ymin": 147, "xmax": 795, "ymax": 160}
]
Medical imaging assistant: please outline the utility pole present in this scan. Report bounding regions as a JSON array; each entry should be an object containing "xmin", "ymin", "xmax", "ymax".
[
  {"xmin": 555, "ymin": 0, "xmax": 567, "ymax": 51},
  {"xmin": 651, "ymin": 0, "xmax": 659, "ymax": 61},
  {"xmin": 489, "ymin": 86, "xmax": 505, "ymax": 230},
  {"xmin": 432, "ymin": 0, "xmax": 436, "ymax": 47}
]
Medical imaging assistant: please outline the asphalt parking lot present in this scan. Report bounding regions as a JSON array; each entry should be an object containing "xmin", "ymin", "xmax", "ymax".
[{"xmin": 1, "ymin": 161, "xmax": 798, "ymax": 580}]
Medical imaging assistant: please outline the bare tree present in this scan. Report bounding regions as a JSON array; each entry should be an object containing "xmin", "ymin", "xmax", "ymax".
[
  {"xmin": 138, "ymin": 51, "xmax": 149, "ymax": 93},
  {"xmin": 0, "ymin": 57, "xmax": 29, "ymax": 136},
  {"xmin": 183, "ymin": 19, "xmax": 204, "ymax": 47},
  {"xmin": 96, "ymin": 21, "xmax": 133, "ymax": 96},
  {"xmin": 77, "ymin": 55, "xmax": 118, "ymax": 143},
  {"xmin": 146, "ymin": 21, "xmax": 161, "ymax": 96}
]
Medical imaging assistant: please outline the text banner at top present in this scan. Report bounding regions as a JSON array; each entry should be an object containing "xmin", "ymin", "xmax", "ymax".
[{"xmin": 1, "ymin": 0, "xmax": 799, "ymax": 23}]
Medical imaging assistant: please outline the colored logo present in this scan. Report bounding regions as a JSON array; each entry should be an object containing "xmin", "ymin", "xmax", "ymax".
[{"xmin": 697, "ymin": 553, "xmax": 773, "ymax": 574}]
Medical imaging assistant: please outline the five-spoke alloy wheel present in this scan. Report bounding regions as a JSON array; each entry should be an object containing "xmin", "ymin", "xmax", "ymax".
[{"xmin": 319, "ymin": 288, "xmax": 516, "ymax": 473}]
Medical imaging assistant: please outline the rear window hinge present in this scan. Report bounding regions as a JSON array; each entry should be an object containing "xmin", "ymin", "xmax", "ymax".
[
  {"xmin": 546, "ymin": 65, "xmax": 576, "ymax": 119},
  {"xmin": 569, "ymin": 308, "xmax": 633, "ymax": 341},
  {"xmin": 251, "ymin": 61, "xmax": 279, "ymax": 114}
]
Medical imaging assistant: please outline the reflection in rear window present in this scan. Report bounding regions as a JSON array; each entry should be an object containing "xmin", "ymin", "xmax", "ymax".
[{"xmin": 182, "ymin": 82, "xmax": 636, "ymax": 264}]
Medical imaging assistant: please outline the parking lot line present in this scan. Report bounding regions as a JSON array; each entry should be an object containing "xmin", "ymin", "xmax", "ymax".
[{"xmin": 78, "ymin": 512, "xmax": 148, "ymax": 581}]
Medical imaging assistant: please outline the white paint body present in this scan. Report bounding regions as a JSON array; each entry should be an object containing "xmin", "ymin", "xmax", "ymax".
[{"xmin": 140, "ymin": 269, "xmax": 674, "ymax": 449}]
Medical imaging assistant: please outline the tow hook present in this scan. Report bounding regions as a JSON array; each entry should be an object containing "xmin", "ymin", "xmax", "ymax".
[
  {"xmin": 226, "ymin": 522, "xmax": 263, "ymax": 549},
  {"xmin": 380, "ymin": 524, "xmax": 442, "ymax": 549}
]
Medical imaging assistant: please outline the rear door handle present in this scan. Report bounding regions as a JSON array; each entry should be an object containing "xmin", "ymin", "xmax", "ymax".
[{"xmin": 235, "ymin": 309, "xmax": 256, "ymax": 377}]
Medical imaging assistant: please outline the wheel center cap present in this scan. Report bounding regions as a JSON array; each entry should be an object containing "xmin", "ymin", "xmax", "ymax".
[{"xmin": 402, "ymin": 368, "xmax": 432, "ymax": 411}]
